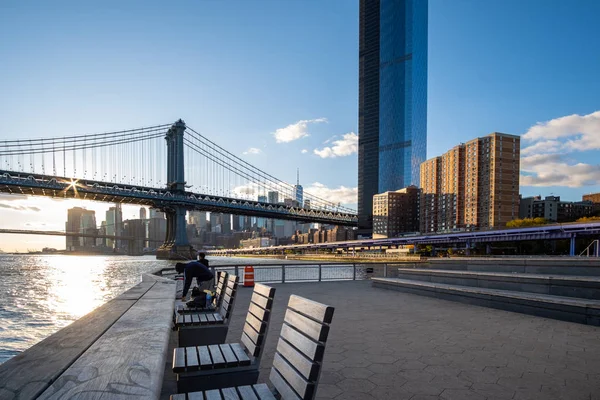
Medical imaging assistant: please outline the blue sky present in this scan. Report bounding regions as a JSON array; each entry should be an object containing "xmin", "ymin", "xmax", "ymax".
[{"xmin": 1, "ymin": 0, "xmax": 599, "ymax": 250}]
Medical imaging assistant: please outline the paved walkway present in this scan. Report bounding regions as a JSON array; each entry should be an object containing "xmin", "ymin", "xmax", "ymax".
[{"xmin": 167, "ymin": 280, "xmax": 600, "ymax": 399}]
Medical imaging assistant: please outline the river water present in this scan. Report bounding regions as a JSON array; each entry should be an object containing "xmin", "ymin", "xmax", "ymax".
[{"xmin": 0, "ymin": 254, "xmax": 322, "ymax": 364}]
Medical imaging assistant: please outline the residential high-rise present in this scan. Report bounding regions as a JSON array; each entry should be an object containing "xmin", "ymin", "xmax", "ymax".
[
  {"xmin": 139, "ymin": 207, "xmax": 147, "ymax": 220},
  {"xmin": 420, "ymin": 132, "xmax": 520, "ymax": 233},
  {"xmin": 373, "ymin": 186, "xmax": 420, "ymax": 238},
  {"xmin": 358, "ymin": 0, "xmax": 428, "ymax": 234}
]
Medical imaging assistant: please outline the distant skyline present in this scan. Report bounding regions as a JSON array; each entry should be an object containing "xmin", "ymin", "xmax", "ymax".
[{"xmin": 1, "ymin": 0, "xmax": 600, "ymax": 250}]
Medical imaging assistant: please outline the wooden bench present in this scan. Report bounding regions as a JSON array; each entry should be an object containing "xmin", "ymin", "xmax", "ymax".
[
  {"xmin": 176, "ymin": 271, "xmax": 228, "ymax": 314},
  {"xmin": 171, "ymin": 295, "xmax": 335, "ymax": 400},
  {"xmin": 173, "ymin": 283, "xmax": 276, "ymax": 393},
  {"xmin": 176, "ymin": 275, "xmax": 239, "ymax": 347}
]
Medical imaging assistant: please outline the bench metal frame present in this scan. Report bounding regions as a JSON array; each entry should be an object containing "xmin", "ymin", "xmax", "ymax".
[
  {"xmin": 173, "ymin": 283, "xmax": 277, "ymax": 393},
  {"xmin": 177, "ymin": 274, "xmax": 239, "ymax": 347},
  {"xmin": 171, "ymin": 294, "xmax": 336, "ymax": 400}
]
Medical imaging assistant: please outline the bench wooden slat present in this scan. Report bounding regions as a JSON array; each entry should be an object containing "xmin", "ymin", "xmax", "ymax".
[
  {"xmin": 241, "ymin": 332, "xmax": 259, "ymax": 358},
  {"xmin": 214, "ymin": 313, "xmax": 224, "ymax": 323},
  {"xmin": 170, "ymin": 394, "xmax": 187, "ymax": 400},
  {"xmin": 284, "ymin": 309, "xmax": 329, "ymax": 342},
  {"xmin": 221, "ymin": 387, "xmax": 241, "ymax": 400},
  {"xmin": 188, "ymin": 392, "xmax": 204, "ymax": 400},
  {"xmin": 250, "ymin": 292, "xmax": 272, "ymax": 310},
  {"xmin": 219, "ymin": 343, "xmax": 239, "ymax": 367},
  {"xmin": 199, "ymin": 314, "xmax": 208, "ymax": 324},
  {"xmin": 176, "ymin": 314, "xmax": 184, "ymax": 325},
  {"xmin": 269, "ymin": 368, "xmax": 302, "ymax": 400},
  {"xmin": 198, "ymin": 346, "xmax": 213, "ymax": 370},
  {"xmin": 275, "ymin": 338, "xmax": 318, "ymax": 381},
  {"xmin": 252, "ymin": 383, "xmax": 276, "ymax": 400},
  {"xmin": 230, "ymin": 342, "xmax": 251, "ymax": 366},
  {"xmin": 272, "ymin": 352, "xmax": 314, "ymax": 399},
  {"xmin": 252, "ymin": 283, "xmax": 275, "ymax": 299},
  {"xmin": 243, "ymin": 323, "xmax": 263, "ymax": 348},
  {"xmin": 207, "ymin": 313, "xmax": 217, "ymax": 324},
  {"xmin": 245, "ymin": 311, "xmax": 266, "ymax": 334},
  {"xmin": 208, "ymin": 344, "xmax": 226, "ymax": 368},
  {"xmin": 191, "ymin": 314, "xmax": 200, "ymax": 324},
  {"xmin": 288, "ymin": 295, "xmax": 334, "ymax": 324},
  {"xmin": 185, "ymin": 346, "xmax": 199, "ymax": 370},
  {"xmin": 205, "ymin": 389, "xmax": 223, "ymax": 400},
  {"xmin": 237, "ymin": 385, "xmax": 259, "ymax": 400},
  {"xmin": 173, "ymin": 347, "xmax": 186, "ymax": 373},
  {"xmin": 223, "ymin": 292, "xmax": 233, "ymax": 305},
  {"xmin": 227, "ymin": 280, "xmax": 237, "ymax": 290},
  {"xmin": 248, "ymin": 303, "xmax": 269, "ymax": 321},
  {"xmin": 280, "ymin": 324, "xmax": 324, "ymax": 362}
]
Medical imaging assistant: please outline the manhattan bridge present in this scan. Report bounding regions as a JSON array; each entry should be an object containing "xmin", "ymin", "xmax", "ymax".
[{"xmin": 0, "ymin": 119, "xmax": 357, "ymax": 259}]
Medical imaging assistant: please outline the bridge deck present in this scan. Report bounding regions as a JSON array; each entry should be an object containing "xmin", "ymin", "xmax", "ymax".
[{"xmin": 161, "ymin": 280, "xmax": 600, "ymax": 399}]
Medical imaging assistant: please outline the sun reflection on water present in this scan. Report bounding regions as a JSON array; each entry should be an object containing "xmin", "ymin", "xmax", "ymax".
[{"xmin": 45, "ymin": 256, "xmax": 108, "ymax": 320}]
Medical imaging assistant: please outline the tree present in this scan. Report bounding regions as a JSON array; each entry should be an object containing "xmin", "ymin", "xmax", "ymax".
[{"xmin": 506, "ymin": 218, "xmax": 549, "ymax": 228}]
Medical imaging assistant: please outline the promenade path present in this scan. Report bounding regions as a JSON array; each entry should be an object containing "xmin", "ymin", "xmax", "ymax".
[{"xmin": 163, "ymin": 280, "xmax": 600, "ymax": 400}]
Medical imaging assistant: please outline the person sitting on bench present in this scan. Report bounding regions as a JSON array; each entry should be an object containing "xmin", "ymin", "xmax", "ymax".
[{"xmin": 176, "ymin": 258, "xmax": 214, "ymax": 302}]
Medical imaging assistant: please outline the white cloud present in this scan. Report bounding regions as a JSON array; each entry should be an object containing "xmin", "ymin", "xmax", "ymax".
[
  {"xmin": 301, "ymin": 149, "xmax": 308, "ymax": 154},
  {"xmin": 272, "ymin": 118, "xmax": 327, "ymax": 143},
  {"xmin": 520, "ymin": 154, "xmax": 600, "ymax": 188},
  {"xmin": 243, "ymin": 147, "xmax": 262, "ymax": 155},
  {"xmin": 305, "ymin": 182, "xmax": 357, "ymax": 205},
  {"xmin": 313, "ymin": 132, "xmax": 358, "ymax": 158},
  {"xmin": 522, "ymin": 110, "xmax": 600, "ymax": 154}
]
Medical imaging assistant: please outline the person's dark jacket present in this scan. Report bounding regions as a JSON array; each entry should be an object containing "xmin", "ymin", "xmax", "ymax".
[{"xmin": 182, "ymin": 260, "xmax": 214, "ymax": 298}]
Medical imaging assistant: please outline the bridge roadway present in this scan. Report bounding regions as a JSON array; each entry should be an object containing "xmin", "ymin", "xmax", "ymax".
[
  {"xmin": 0, "ymin": 228, "xmax": 163, "ymax": 243},
  {"xmin": 213, "ymin": 221, "xmax": 600, "ymax": 255},
  {"xmin": 0, "ymin": 170, "xmax": 357, "ymax": 226}
]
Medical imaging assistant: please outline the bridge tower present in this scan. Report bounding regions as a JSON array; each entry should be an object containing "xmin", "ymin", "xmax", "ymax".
[{"xmin": 156, "ymin": 119, "xmax": 196, "ymax": 260}]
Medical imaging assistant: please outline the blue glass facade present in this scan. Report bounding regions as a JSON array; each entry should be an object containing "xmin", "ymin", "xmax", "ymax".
[
  {"xmin": 378, "ymin": 0, "xmax": 427, "ymax": 192},
  {"xmin": 358, "ymin": 0, "xmax": 427, "ymax": 232}
]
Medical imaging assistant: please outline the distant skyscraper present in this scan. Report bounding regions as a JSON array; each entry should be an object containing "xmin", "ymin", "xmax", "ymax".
[
  {"xmin": 140, "ymin": 207, "xmax": 147, "ymax": 220},
  {"xmin": 268, "ymin": 191, "xmax": 279, "ymax": 204},
  {"xmin": 149, "ymin": 208, "xmax": 165, "ymax": 219},
  {"xmin": 358, "ymin": 0, "xmax": 428, "ymax": 234},
  {"xmin": 105, "ymin": 204, "xmax": 123, "ymax": 249},
  {"xmin": 294, "ymin": 169, "xmax": 303, "ymax": 207},
  {"xmin": 258, "ymin": 195, "xmax": 268, "ymax": 203}
]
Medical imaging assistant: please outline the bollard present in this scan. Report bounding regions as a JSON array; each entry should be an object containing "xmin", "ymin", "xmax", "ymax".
[{"xmin": 244, "ymin": 265, "xmax": 255, "ymax": 287}]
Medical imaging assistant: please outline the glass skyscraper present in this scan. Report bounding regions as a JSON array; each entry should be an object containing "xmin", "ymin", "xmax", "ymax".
[{"xmin": 358, "ymin": 0, "xmax": 428, "ymax": 233}]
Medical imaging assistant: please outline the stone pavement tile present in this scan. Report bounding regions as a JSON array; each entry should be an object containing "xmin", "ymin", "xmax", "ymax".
[
  {"xmin": 323, "ymin": 361, "xmax": 345, "ymax": 371},
  {"xmin": 410, "ymin": 396, "xmax": 442, "ymax": 400},
  {"xmin": 364, "ymin": 353, "xmax": 397, "ymax": 364},
  {"xmin": 420, "ymin": 356, "xmax": 453, "ymax": 366},
  {"xmin": 370, "ymin": 386, "xmax": 413, "ymax": 400},
  {"xmin": 335, "ymin": 378, "xmax": 375, "ymax": 393},
  {"xmin": 402, "ymin": 380, "xmax": 445, "ymax": 396},
  {"xmin": 367, "ymin": 372, "xmax": 407, "ymax": 388},
  {"xmin": 440, "ymin": 389, "xmax": 485, "ymax": 400},
  {"xmin": 544, "ymin": 366, "xmax": 589, "ymax": 381},
  {"xmin": 319, "ymin": 370, "xmax": 344, "ymax": 385},
  {"xmin": 430, "ymin": 376, "xmax": 472, "ymax": 389},
  {"xmin": 458, "ymin": 370, "xmax": 500, "ymax": 384},
  {"xmin": 423, "ymin": 365, "xmax": 460, "ymax": 377},
  {"xmin": 497, "ymin": 377, "xmax": 541, "ymax": 391},
  {"xmin": 314, "ymin": 384, "xmax": 342, "ymax": 398},
  {"xmin": 400, "ymin": 360, "xmax": 428, "ymax": 370},
  {"xmin": 397, "ymin": 369, "xmax": 436, "ymax": 382},
  {"xmin": 541, "ymin": 384, "xmax": 595, "ymax": 400},
  {"xmin": 332, "ymin": 391, "xmax": 376, "ymax": 400},
  {"xmin": 340, "ymin": 367, "xmax": 373, "ymax": 379},
  {"xmin": 470, "ymin": 383, "xmax": 515, "ymax": 399},
  {"xmin": 367, "ymin": 362, "xmax": 403, "ymax": 374}
]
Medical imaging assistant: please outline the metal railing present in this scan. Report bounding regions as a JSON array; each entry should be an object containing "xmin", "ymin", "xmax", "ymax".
[{"xmin": 158, "ymin": 262, "xmax": 416, "ymax": 284}]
